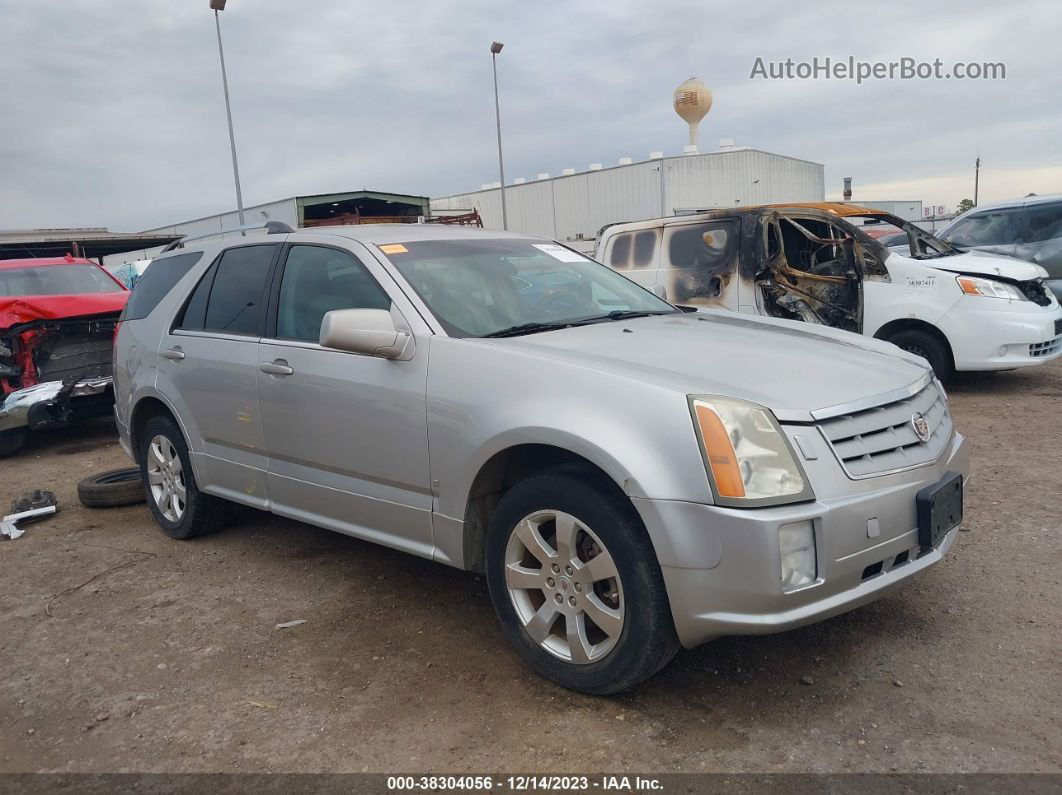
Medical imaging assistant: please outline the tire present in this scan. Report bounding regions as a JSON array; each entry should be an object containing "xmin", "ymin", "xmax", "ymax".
[
  {"xmin": 138, "ymin": 415, "xmax": 230, "ymax": 540},
  {"xmin": 78, "ymin": 468, "xmax": 146, "ymax": 508},
  {"xmin": 0, "ymin": 428, "xmax": 29, "ymax": 458},
  {"xmin": 485, "ymin": 463, "xmax": 679, "ymax": 695},
  {"xmin": 887, "ymin": 328, "xmax": 953, "ymax": 383}
]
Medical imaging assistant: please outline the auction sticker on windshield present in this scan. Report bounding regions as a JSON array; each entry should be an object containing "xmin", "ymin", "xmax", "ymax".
[{"xmin": 533, "ymin": 243, "xmax": 589, "ymax": 263}]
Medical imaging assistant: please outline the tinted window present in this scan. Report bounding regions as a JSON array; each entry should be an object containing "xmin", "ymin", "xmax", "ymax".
[
  {"xmin": 944, "ymin": 209, "xmax": 1023, "ymax": 246},
  {"xmin": 276, "ymin": 246, "xmax": 390, "ymax": 342},
  {"xmin": 632, "ymin": 230, "xmax": 657, "ymax": 267},
  {"xmin": 178, "ymin": 245, "xmax": 275, "ymax": 334},
  {"xmin": 608, "ymin": 233, "xmax": 632, "ymax": 268},
  {"xmin": 666, "ymin": 221, "xmax": 737, "ymax": 269},
  {"xmin": 178, "ymin": 262, "xmax": 214, "ymax": 331},
  {"xmin": 0, "ymin": 265, "xmax": 121, "ymax": 297},
  {"xmin": 1024, "ymin": 203, "xmax": 1062, "ymax": 243},
  {"xmin": 123, "ymin": 253, "xmax": 203, "ymax": 321}
]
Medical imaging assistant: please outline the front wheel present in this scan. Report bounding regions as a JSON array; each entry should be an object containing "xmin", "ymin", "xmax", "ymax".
[
  {"xmin": 485, "ymin": 464, "xmax": 679, "ymax": 695},
  {"xmin": 887, "ymin": 328, "xmax": 954, "ymax": 383}
]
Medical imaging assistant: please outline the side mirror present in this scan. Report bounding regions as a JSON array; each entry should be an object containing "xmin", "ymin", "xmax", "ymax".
[{"xmin": 319, "ymin": 308, "xmax": 411, "ymax": 359}]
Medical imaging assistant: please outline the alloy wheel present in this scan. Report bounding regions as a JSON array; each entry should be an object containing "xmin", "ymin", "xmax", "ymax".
[
  {"xmin": 504, "ymin": 510, "xmax": 624, "ymax": 664},
  {"xmin": 146, "ymin": 434, "xmax": 186, "ymax": 522}
]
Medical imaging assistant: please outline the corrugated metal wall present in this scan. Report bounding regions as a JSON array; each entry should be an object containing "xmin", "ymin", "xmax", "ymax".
[{"xmin": 431, "ymin": 149, "xmax": 824, "ymax": 248}]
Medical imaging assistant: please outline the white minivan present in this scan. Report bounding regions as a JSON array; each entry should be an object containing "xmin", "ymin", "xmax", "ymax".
[{"xmin": 595, "ymin": 203, "xmax": 1062, "ymax": 380}]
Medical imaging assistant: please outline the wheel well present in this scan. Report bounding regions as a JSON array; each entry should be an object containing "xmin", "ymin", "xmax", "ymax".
[
  {"xmin": 129, "ymin": 397, "xmax": 177, "ymax": 464},
  {"xmin": 873, "ymin": 319, "xmax": 954, "ymax": 364},
  {"xmin": 462, "ymin": 444, "xmax": 618, "ymax": 573}
]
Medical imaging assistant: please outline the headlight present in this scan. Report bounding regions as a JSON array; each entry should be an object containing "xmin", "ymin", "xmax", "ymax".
[
  {"xmin": 689, "ymin": 396, "xmax": 814, "ymax": 507},
  {"xmin": 956, "ymin": 275, "xmax": 1025, "ymax": 300}
]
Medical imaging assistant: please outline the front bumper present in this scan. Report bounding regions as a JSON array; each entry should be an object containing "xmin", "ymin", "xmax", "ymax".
[
  {"xmin": 634, "ymin": 431, "xmax": 968, "ymax": 648},
  {"xmin": 939, "ymin": 299, "xmax": 1062, "ymax": 371},
  {"xmin": 0, "ymin": 377, "xmax": 113, "ymax": 433}
]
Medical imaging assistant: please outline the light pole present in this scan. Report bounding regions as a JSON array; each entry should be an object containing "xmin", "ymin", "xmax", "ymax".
[
  {"xmin": 490, "ymin": 41, "xmax": 508, "ymax": 230},
  {"xmin": 974, "ymin": 156, "xmax": 981, "ymax": 207},
  {"xmin": 211, "ymin": 0, "xmax": 246, "ymax": 226}
]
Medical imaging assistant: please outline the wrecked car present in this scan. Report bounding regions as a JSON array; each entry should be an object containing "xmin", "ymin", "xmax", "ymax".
[
  {"xmin": 596, "ymin": 203, "xmax": 1062, "ymax": 380},
  {"xmin": 0, "ymin": 256, "xmax": 128, "ymax": 456}
]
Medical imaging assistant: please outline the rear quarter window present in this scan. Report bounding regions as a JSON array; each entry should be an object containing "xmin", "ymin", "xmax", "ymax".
[{"xmin": 122, "ymin": 252, "xmax": 203, "ymax": 321}]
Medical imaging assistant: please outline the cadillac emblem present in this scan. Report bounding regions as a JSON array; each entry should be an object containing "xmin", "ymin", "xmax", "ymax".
[{"xmin": 911, "ymin": 412, "xmax": 931, "ymax": 443}]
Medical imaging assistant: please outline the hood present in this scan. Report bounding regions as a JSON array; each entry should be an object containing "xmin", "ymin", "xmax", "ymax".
[
  {"xmin": 892, "ymin": 249, "xmax": 1046, "ymax": 281},
  {"xmin": 0, "ymin": 292, "xmax": 129, "ymax": 332},
  {"xmin": 490, "ymin": 311, "xmax": 929, "ymax": 421}
]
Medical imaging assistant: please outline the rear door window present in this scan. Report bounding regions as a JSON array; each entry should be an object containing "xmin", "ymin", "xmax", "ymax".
[
  {"xmin": 607, "ymin": 229, "xmax": 658, "ymax": 269},
  {"xmin": 608, "ymin": 233, "xmax": 632, "ymax": 269},
  {"xmin": 273, "ymin": 245, "xmax": 391, "ymax": 342},
  {"xmin": 177, "ymin": 245, "xmax": 276, "ymax": 334},
  {"xmin": 1023, "ymin": 202, "xmax": 1062, "ymax": 243},
  {"xmin": 123, "ymin": 252, "xmax": 203, "ymax": 320}
]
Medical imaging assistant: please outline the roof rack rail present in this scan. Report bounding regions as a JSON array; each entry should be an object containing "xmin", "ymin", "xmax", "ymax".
[{"xmin": 159, "ymin": 220, "xmax": 294, "ymax": 253}]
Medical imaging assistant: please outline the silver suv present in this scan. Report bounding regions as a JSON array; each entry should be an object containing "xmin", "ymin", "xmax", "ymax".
[{"xmin": 114, "ymin": 223, "xmax": 968, "ymax": 694}]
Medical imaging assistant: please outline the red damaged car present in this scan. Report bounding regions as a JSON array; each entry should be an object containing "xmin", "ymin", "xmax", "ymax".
[{"xmin": 0, "ymin": 255, "xmax": 129, "ymax": 456}]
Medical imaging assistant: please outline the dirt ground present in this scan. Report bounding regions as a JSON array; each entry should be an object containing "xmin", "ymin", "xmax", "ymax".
[{"xmin": 1, "ymin": 360, "xmax": 1059, "ymax": 775}]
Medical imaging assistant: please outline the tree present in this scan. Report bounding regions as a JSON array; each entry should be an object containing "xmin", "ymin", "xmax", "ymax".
[{"xmin": 956, "ymin": 198, "xmax": 975, "ymax": 214}]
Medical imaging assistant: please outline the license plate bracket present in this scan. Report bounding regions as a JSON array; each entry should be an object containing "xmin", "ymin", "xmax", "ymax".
[{"xmin": 916, "ymin": 471, "xmax": 963, "ymax": 549}]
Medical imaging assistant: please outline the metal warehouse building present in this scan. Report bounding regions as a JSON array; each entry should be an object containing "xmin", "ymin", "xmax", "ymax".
[
  {"xmin": 104, "ymin": 190, "xmax": 430, "ymax": 266},
  {"xmin": 431, "ymin": 147, "xmax": 825, "ymax": 251}
]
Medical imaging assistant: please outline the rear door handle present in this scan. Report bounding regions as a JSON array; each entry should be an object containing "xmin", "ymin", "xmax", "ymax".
[
  {"xmin": 161, "ymin": 347, "xmax": 185, "ymax": 360},
  {"xmin": 260, "ymin": 360, "xmax": 294, "ymax": 376}
]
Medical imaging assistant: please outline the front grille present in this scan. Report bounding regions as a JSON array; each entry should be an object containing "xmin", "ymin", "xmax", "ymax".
[
  {"xmin": 1019, "ymin": 279, "xmax": 1051, "ymax": 307},
  {"xmin": 1030, "ymin": 336, "xmax": 1061, "ymax": 358},
  {"xmin": 817, "ymin": 380, "xmax": 952, "ymax": 478}
]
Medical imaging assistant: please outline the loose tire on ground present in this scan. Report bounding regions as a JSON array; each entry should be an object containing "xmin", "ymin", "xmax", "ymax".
[
  {"xmin": 139, "ymin": 415, "xmax": 230, "ymax": 540},
  {"xmin": 77, "ymin": 468, "xmax": 146, "ymax": 508},
  {"xmin": 887, "ymin": 328, "xmax": 954, "ymax": 383},
  {"xmin": 485, "ymin": 463, "xmax": 680, "ymax": 695}
]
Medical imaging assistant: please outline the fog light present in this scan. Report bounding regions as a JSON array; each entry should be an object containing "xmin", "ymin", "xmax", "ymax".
[
  {"xmin": 779, "ymin": 521, "xmax": 817, "ymax": 590},
  {"xmin": 997, "ymin": 345, "xmax": 1008, "ymax": 357}
]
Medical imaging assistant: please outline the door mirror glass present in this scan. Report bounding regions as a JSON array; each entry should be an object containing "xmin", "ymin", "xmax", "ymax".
[{"xmin": 319, "ymin": 308, "xmax": 410, "ymax": 359}]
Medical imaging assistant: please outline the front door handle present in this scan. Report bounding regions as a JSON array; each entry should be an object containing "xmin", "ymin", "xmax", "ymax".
[
  {"xmin": 260, "ymin": 360, "xmax": 294, "ymax": 376},
  {"xmin": 161, "ymin": 347, "xmax": 185, "ymax": 361}
]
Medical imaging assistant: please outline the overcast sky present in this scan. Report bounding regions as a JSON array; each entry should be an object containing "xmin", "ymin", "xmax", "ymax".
[{"xmin": 1, "ymin": 0, "xmax": 1059, "ymax": 231}]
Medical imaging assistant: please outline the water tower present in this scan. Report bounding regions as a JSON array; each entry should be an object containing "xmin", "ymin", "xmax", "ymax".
[{"xmin": 673, "ymin": 77, "xmax": 713, "ymax": 153}]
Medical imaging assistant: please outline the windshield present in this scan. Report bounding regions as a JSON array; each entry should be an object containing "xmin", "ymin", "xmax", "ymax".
[
  {"xmin": 380, "ymin": 238, "xmax": 677, "ymax": 337},
  {"xmin": 841, "ymin": 213, "xmax": 960, "ymax": 260},
  {"xmin": 0, "ymin": 264, "xmax": 122, "ymax": 297}
]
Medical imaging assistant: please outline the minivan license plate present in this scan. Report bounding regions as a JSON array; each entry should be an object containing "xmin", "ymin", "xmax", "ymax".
[{"xmin": 916, "ymin": 472, "xmax": 963, "ymax": 549}]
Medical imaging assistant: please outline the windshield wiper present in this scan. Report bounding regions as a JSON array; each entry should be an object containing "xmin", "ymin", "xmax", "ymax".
[
  {"xmin": 569, "ymin": 309, "xmax": 677, "ymax": 325},
  {"xmin": 482, "ymin": 321, "xmax": 576, "ymax": 338},
  {"xmin": 483, "ymin": 310, "xmax": 675, "ymax": 338},
  {"xmin": 604, "ymin": 309, "xmax": 675, "ymax": 320}
]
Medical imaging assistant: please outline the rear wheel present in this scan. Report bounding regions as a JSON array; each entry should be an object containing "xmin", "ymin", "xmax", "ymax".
[
  {"xmin": 887, "ymin": 328, "xmax": 953, "ymax": 383},
  {"xmin": 139, "ymin": 416, "xmax": 229, "ymax": 540},
  {"xmin": 485, "ymin": 464, "xmax": 679, "ymax": 694}
]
